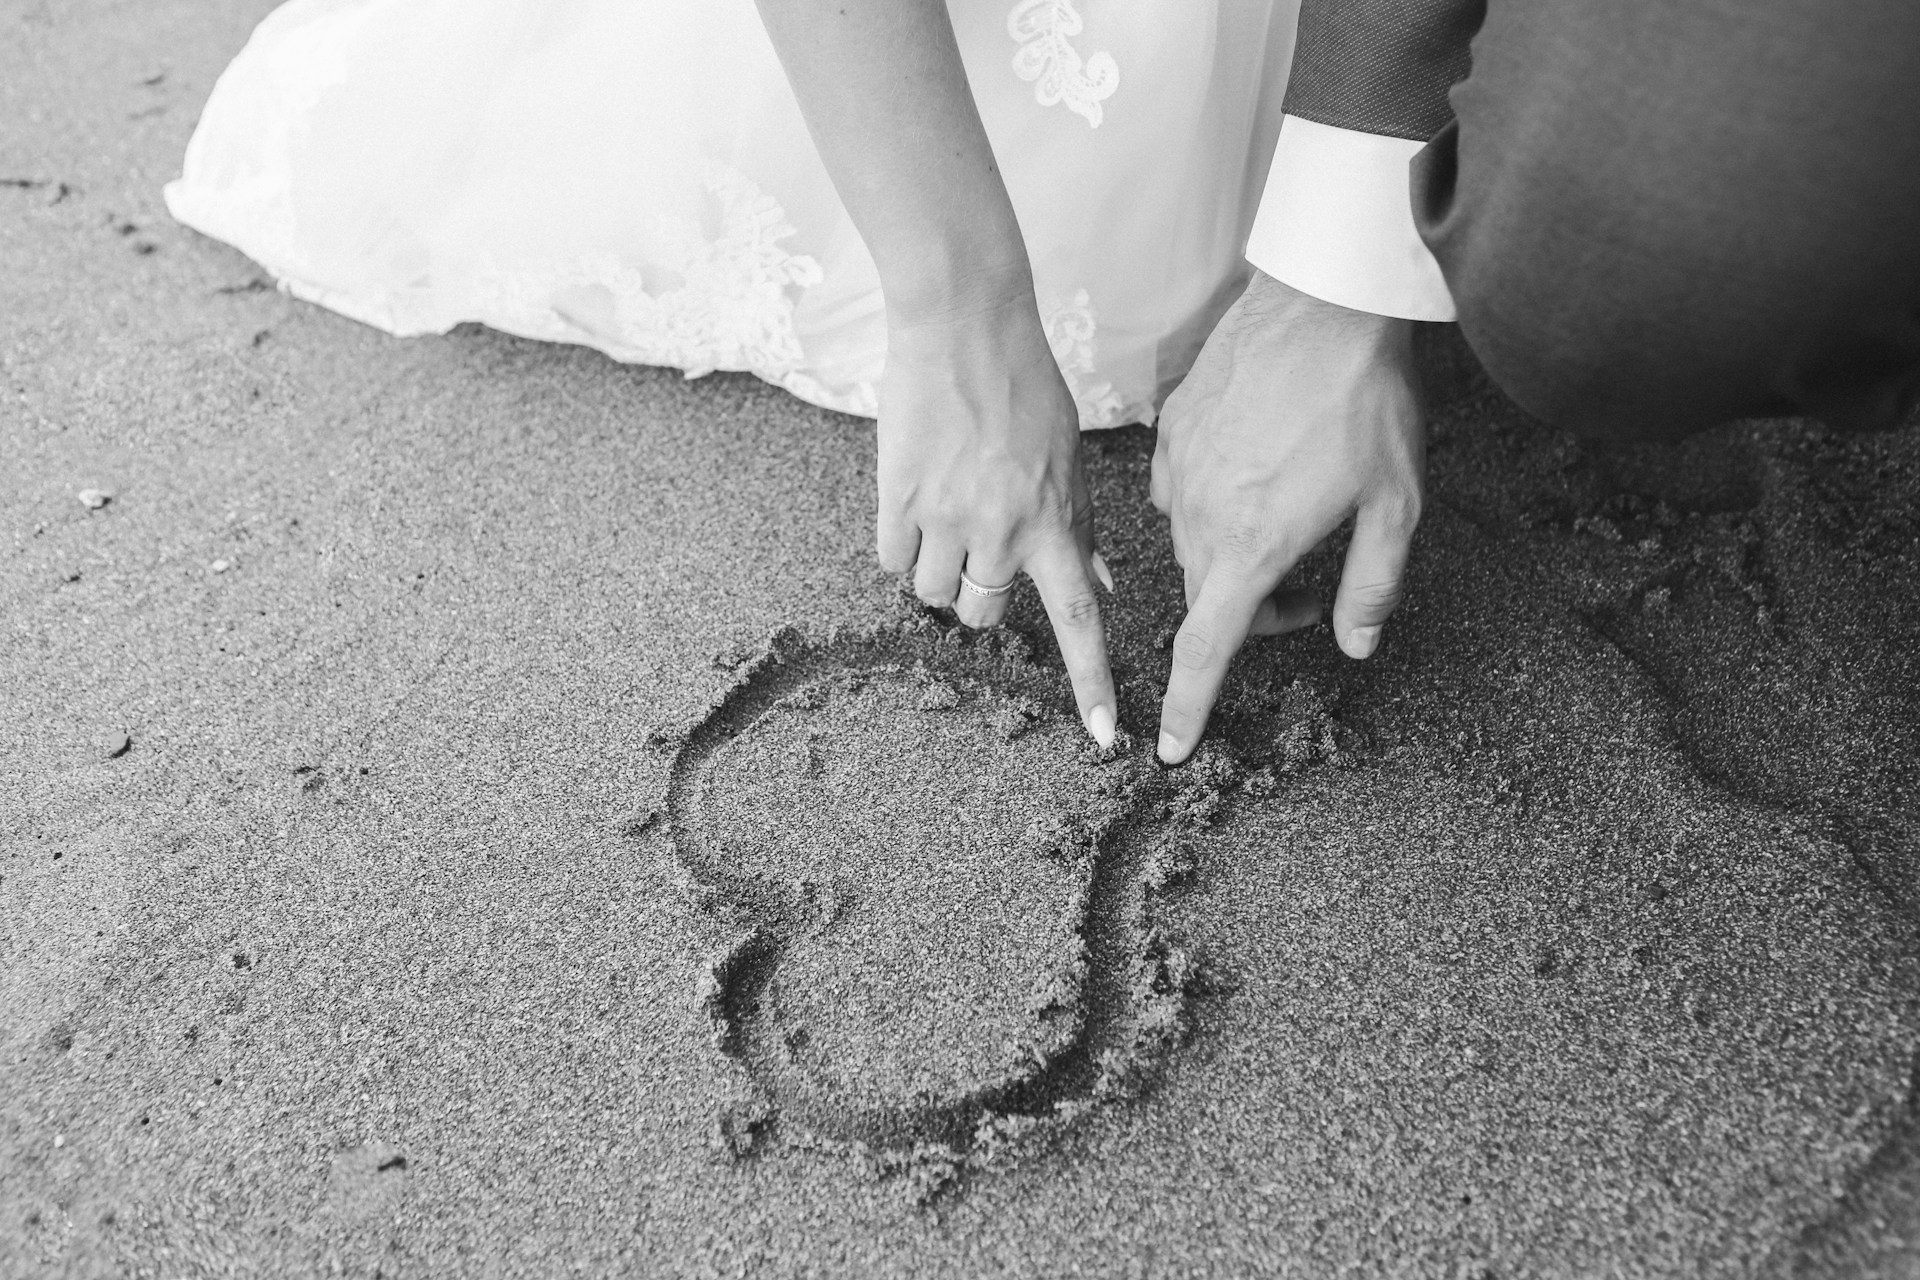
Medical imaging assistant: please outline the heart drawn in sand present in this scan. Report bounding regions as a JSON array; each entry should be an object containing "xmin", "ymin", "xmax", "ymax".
[{"xmin": 653, "ymin": 622, "xmax": 1248, "ymax": 1184}]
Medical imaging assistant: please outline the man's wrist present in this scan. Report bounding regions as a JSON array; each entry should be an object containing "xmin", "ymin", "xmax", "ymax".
[
  {"xmin": 1238, "ymin": 269, "xmax": 1412, "ymax": 348},
  {"xmin": 1245, "ymin": 116, "xmax": 1457, "ymax": 323}
]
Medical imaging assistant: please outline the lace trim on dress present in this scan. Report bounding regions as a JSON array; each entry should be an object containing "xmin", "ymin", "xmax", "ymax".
[
  {"xmin": 465, "ymin": 162, "xmax": 882, "ymax": 415},
  {"xmin": 486, "ymin": 162, "xmax": 822, "ymax": 375},
  {"xmin": 1007, "ymin": 0, "xmax": 1120, "ymax": 128},
  {"xmin": 1043, "ymin": 289, "xmax": 1126, "ymax": 428}
]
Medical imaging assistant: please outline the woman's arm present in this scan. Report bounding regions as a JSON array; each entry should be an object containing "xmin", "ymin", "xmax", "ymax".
[
  {"xmin": 754, "ymin": 0, "xmax": 1027, "ymax": 319},
  {"xmin": 755, "ymin": 0, "xmax": 1117, "ymax": 749}
]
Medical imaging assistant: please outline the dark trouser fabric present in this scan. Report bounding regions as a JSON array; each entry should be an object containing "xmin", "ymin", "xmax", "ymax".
[{"xmin": 1414, "ymin": 0, "xmax": 1920, "ymax": 440}]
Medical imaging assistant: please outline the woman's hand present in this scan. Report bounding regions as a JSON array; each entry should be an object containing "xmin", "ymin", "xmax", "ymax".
[
  {"xmin": 1152, "ymin": 270, "xmax": 1426, "ymax": 764},
  {"xmin": 879, "ymin": 289, "xmax": 1117, "ymax": 748},
  {"xmin": 753, "ymin": 0, "xmax": 1115, "ymax": 746}
]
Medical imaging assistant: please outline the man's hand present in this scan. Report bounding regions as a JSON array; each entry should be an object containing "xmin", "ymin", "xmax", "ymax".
[{"xmin": 1151, "ymin": 270, "xmax": 1426, "ymax": 765}]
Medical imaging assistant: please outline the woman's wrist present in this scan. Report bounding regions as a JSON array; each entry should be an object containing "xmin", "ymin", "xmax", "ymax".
[{"xmin": 880, "ymin": 239, "xmax": 1037, "ymax": 328}]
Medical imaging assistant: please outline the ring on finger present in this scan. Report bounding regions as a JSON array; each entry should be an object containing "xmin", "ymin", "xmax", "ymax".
[{"xmin": 959, "ymin": 569, "xmax": 1015, "ymax": 598}]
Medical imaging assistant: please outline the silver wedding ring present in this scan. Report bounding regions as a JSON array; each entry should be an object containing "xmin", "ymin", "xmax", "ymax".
[{"xmin": 959, "ymin": 569, "xmax": 1014, "ymax": 599}]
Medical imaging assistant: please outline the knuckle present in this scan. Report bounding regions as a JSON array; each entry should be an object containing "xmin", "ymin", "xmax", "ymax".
[
  {"xmin": 1028, "ymin": 501, "xmax": 1077, "ymax": 544},
  {"xmin": 1376, "ymin": 486, "xmax": 1425, "ymax": 535},
  {"xmin": 875, "ymin": 519, "xmax": 916, "ymax": 572},
  {"xmin": 1214, "ymin": 521, "xmax": 1272, "ymax": 566},
  {"xmin": 1171, "ymin": 624, "xmax": 1217, "ymax": 672},
  {"xmin": 926, "ymin": 499, "xmax": 970, "ymax": 531},
  {"xmin": 1343, "ymin": 578, "xmax": 1405, "ymax": 615},
  {"xmin": 1054, "ymin": 587, "xmax": 1101, "ymax": 630}
]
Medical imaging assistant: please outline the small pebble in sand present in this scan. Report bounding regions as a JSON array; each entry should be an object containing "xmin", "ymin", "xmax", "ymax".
[
  {"xmin": 101, "ymin": 731, "xmax": 131, "ymax": 759},
  {"xmin": 789, "ymin": 733, "xmax": 826, "ymax": 778},
  {"xmin": 52, "ymin": 1135, "xmax": 64, "ymax": 1149},
  {"xmin": 210, "ymin": 559, "xmax": 232, "ymax": 574},
  {"xmin": 917, "ymin": 680, "xmax": 961, "ymax": 712},
  {"xmin": 711, "ymin": 641, "xmax": 755, "ymax": 670},
  {"xmin": 1143, "ymin": 838, "xmax": 1200, "ymax": 893},
  {"xmin": 775, "ymin": 684, "xmax": 825, "ymax": 712},
  {"xmin": 991, "ymin": 700, "xmax": 1039, "ymax": 741},
  {"xmin": 1574, "ymin": 514, "xmax": 1624, "ymax": 543},
  {"xmin": 714, "ymin": 1105, "xmax": 769, "ymax": 1159},
  {"xmin": 77, "ymin": 488, "xmax": 112, "ymax": 510}
]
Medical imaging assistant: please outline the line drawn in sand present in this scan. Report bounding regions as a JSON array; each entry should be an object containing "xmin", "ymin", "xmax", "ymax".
[{"xmin": 643, "ymin": 618, "xmax": 1348, "ymax": 1198}]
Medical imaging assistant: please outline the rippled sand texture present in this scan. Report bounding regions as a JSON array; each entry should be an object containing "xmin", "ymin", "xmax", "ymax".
[{"xmin": 4, "ymin": 3, "xmax": 1918, "ymax": 1276}]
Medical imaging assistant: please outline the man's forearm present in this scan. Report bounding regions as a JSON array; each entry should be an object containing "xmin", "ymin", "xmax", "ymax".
[
  {"xmin": 753, "ymin": 0, "xmax": 1033, "ymax": 320},
  {"xmin": 1244, "ymin": 0, "xmax": 1484, "ymax": 320},
  {"xmin": 1245, "ymin": 118, "xmax": 1456, "ymax": 321},
  {"xmin": 1283, "ymin": 0, "xmax": 1485, "ymax": 140}
]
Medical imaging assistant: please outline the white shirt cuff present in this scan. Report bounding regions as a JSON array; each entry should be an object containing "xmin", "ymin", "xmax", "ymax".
[{"xmin": 1245, "ymin": 115, "xmax": 1457, "ymax": 322}]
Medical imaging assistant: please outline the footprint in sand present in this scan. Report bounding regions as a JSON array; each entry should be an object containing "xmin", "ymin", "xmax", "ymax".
[
  {"xmin": 1582, "ymin": 429, "xmax": 1920, "ymax": 907},
  {"xmin": 655, "ymin": 622, "xmax": 1242, "ymax": 1177}
]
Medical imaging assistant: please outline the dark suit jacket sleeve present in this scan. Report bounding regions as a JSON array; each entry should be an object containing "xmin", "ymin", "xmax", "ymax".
[{"xmin": 1282, "ymin": 0, "xmax": 1486, "ymax": 141}]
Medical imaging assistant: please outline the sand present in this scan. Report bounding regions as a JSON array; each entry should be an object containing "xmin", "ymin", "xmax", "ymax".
[{"xmin": 3, "ymin": 2, "xmax": 1918, "ymax": 1276}]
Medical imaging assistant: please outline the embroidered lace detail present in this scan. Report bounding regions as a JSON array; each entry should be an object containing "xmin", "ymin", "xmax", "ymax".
[
  {"xmin": 1043, "ymin": 289, "xmax": 1125, "ymax": 428},
  {"xmin": 1007, "ymin": 0, "xmax": 1119, "ymax": 128},
  {"xmin": 467, "ymin": 161, "xmax": 862, "ymax": 409}
]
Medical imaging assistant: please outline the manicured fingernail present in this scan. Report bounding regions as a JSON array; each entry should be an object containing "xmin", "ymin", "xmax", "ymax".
[
  {"xmin": 1091, "ymin": 552, "xmax": 1116, "ymax": 594},
  {"xmin": 1345, "ymin": 625, "xmax": 1381, "ymax": 659},
  {"xmin": 1157, "ymin": 730, "xmax": 1182, "ymax": 763},
  {"xmin": 1086, "ymin": 704, "xmax": 1115, "ymax": 749}
]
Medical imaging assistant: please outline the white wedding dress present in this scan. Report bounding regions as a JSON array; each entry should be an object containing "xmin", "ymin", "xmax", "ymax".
[{"xmin": 167, "ymin": 0, "xmax": 1299, "ymax": 428}]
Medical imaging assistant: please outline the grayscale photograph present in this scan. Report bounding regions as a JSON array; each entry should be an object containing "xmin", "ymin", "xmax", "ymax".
[{"xmin": 4, "ymin": 0, "xmax": 1918, "ymax": 1275}]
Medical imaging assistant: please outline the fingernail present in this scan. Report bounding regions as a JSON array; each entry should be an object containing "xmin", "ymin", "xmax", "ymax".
[
  {"xmin": 1157, "ymin": 730, "xmax": 1182, "ymax": 764},
  {"xmin": 1086, "ymin": 704, "xmax": 1115, "ymax": 749},
  {"xmin": 1091, "ymin": 552, "xmax": 1116, "ymax": 594},
  {"xmin": 1345, "ymin": 625, "xmax": 1381, "ymax": 659}
]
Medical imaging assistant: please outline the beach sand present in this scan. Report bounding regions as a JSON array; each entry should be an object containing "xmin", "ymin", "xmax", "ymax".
[{"xmin": 3, "ymin": 2, "xmax": 1917, "ymax": 1275}]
